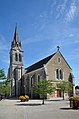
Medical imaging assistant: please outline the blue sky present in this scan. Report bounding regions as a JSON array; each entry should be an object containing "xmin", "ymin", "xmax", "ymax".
[{"xmin": 0, "ymin": 0, "xmax": 79, "ymax": 85}]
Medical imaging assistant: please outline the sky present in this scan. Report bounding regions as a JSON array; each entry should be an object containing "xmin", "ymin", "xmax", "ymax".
[{"xmin": 0, "ymin": 0, "xmax": 79, "ymax": 86}]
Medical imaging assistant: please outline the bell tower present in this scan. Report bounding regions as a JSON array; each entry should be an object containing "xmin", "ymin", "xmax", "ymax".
[{"xmin": 8, "ymin": 25, "xmax": 24, "ymax": 96}]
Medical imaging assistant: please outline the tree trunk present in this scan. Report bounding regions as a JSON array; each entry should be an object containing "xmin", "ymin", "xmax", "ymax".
[
  {"xmin": 42, "ymin": 94, "xmax": 45, "ymax": 104},
  {"xmin": 42, "ymin": 98, "xmax": 44, "ymax": 104},
  {"xmin": 63, "ymin": 90, "xmax": 64, "ymax": 100}
]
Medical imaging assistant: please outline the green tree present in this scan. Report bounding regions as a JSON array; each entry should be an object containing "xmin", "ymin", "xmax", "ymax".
[
  {"xmin": 34, "ymin": 80, "xmax": 55, "ymax": 104},
  {"xmin": 0, "ymin": 69, "xmax": 6, "ymax": 80},
  {"xmin": 3, "ymin": 79, "xmax": 11, "ymax": 96},
  {"xmin": 0, "ymin": 69, "xmax": 10, "ymax": 97},
  {"xmin": 57, "ymin": 81, "xmax": 73, "ymax": 100},
  {"xmin": 0, "ymin": 69, "xmax": 6, "ymax": 96}
]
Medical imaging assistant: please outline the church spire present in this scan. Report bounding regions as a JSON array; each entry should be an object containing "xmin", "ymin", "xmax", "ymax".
[
  {"xmin": 11, "ymin": 25, "xmax": 21, "ymax": 48},
  {"xmin": 13, "ymin": 24, "xmax": 20, "ymax": 42}
]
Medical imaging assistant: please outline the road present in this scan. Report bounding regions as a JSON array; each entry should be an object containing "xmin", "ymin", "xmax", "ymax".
[{"xmin": 0, "ymin": 99, "xmax": 79, "ymax": 119}]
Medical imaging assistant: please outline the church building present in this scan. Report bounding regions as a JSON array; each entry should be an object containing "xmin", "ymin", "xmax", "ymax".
[{"xmin": 8, "ymin": 26, "xmax": 75, "ymax": 99}]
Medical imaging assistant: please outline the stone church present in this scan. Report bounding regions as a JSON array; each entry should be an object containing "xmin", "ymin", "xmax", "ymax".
[{"xmin": 8, "ymin": 26, "xmax": 75, "ymax": 99}]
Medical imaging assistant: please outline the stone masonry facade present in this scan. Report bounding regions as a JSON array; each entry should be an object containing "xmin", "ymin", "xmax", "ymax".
[{"xmin": 8, "ymin": 26, "xmax": 75, "ymax": 98}]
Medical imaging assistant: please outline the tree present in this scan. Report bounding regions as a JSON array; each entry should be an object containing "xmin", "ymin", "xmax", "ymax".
[
  {"xmin": 57, "ymin": 81, "xmax": 73, "ymax": 100},
  {"xmin": 0, "ymin": 69, "xmax": 6, "ymax": 80},
  {"xmin": 3, "ymin": 79, "xmax": 11, "ymax": 96},
  {"xmin": 0, "ymin": 69, "xmax": 6, "ymax": 96},
  {"xmin": 33, "ymin": 80, "xmax": 55, "ymax": 104},
  {"xmin": 0, "ymin": 69, "xmax": 10, "ymax": 98}
]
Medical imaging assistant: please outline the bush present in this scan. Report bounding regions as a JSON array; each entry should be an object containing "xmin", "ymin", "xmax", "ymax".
[
  {"xmin": 69, "ymin": 96, "xmax": 79, "ymax": 101},
  {"xmin": 19, "ymin": 95, "xmax": 29, "ymax": 102},
  {"xmin": 25, "ymin": 95, "xmax": 29, "ymax": 101},
  {"xmin": 69, "ymin": 96, "xmax": 79, "ymax": 109}
]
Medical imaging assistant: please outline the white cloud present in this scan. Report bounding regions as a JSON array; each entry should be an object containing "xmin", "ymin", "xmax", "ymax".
[
  {"xmin": 39, "ymin": 14, "xmax": 44, "ymax": 18},
  {"xmin": 69, "ymin": 33, "xmax": 74, "ymax": 37},
  {"xmin": 56, "ymin": 0, "xmax": 68, "ymax": 19},
  {"xmin": 49, "ymin": 0, "xmax": 79, "ymax": 22},
  {"xmin": 50, "ymin": 0, "xmax": 57, "ymax": 14},
  {"xmin": 65, "ymin": 0, "xmax": 78, "ymax": 22}
]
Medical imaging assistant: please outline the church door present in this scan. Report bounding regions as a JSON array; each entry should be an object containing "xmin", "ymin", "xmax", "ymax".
[{"xmin": 57, "ymin": 89, "xmax": 61, "ymax": 97}]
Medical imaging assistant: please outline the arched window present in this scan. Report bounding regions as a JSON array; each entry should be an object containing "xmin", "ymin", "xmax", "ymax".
[
  {"xmin": 56, "ymin": 69, "xmax": 59, "ymax": 79},
  {"xmin": 56, "ymin": 69, "xmax": 63, "ymax": 80},
  {"xmin": 19, "ymin": 54, "xmax": 22, "ymax": 62},
  {"xmin": 31, "ymin": 77, "xmax": 33, "ymax": 87},
  {"xmin": 60, "ymin": 69, "xmax": 63, "ymax": 79},
  {"xmin": 15, "ymin": 53, "xmax": 18, "ymax": 61},
  {"xmin": 37, "ymin": 75, "xmax": 40, "ymax": 82}
]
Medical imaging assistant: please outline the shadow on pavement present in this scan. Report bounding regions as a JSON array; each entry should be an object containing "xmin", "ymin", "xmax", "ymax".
[
  {"xmin": 47, "ymin": 99, "xmax": 64, "ymax": 101},
  {"xmin": 15, "ymin": 103, "xmax": 42, "ymax": 106},
  {"xmin": 60, "ymin": 108, "xmax": 79, "ymax": 110},
  {"xmin": 8, "ymin": 97, "xmax": 19, "ymax": 100}
]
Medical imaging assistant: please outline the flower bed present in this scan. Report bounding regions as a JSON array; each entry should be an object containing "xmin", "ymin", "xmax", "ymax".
[
  {"xmin": 69, "ymin": 96, "xmax": 79, "ymax": 109},
  {"xmin": 19, "ymin": 95, "xmax": 29, "ymax": 102}
]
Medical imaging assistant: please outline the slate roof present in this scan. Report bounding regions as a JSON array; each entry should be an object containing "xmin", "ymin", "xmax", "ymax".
[
  {"xmin": 25, "ymin": 51, "xmax": 72, "ymax": 74},
  {"xmin": 25, "ymin": 53, "xmax": 56, "ymax": 73}
]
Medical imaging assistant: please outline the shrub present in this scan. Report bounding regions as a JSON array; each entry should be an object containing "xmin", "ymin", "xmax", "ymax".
[
  {"xmin": 19, "ymin": 95, "xmax": 29, "ymax": 102},
  {"xmin": 69, "ymin": 96, "xmax": 79, "ymax": 101},
  {"xmin": 69, "ymin": 96, "xmax": 79, "ymax": 109},
  {"xmin": 25, "ymin": 95, "xmax": 29, "ymax": 101}
]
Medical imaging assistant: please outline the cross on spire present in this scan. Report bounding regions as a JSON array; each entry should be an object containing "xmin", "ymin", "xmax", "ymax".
[{"xmin": 57, "ymin": 46, "xmax": 60, "ymax": 51}]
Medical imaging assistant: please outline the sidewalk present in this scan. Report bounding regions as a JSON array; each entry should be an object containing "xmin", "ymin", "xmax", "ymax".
[{"xmin": 0, "ymin": 99, "xmax": 79, "ymax": 119}]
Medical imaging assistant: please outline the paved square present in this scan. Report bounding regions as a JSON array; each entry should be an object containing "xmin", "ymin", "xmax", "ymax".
[{"xmin": 0, "ymin": 99, "xmax": 79, "ymax": 119}]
